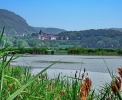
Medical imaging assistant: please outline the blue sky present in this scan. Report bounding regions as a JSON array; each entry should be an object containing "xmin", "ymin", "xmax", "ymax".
[{"xmin": 0, "ymin": 0, "xmax": 122, "ymax": 31}]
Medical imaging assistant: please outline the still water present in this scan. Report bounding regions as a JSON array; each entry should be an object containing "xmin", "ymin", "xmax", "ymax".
[{"xmin": 11, "ymin": 55, "xmax": 122, "ymax": 88}]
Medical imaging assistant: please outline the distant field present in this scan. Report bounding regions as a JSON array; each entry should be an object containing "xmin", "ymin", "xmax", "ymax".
[{"xmin": 59, "ymin": 45, "xmax": 74, "ymax": 48}]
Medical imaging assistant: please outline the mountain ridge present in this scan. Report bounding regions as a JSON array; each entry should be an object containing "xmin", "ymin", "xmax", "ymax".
[
  {"xmin": 110, "ymin": 28, "xmax": 122, "ymax": 32},
  {"xmin": 0, "ymin": 9, "xmax": 122, "ymax": 36},
  {"xmin": 0, "ymin": 9, "xmax": 65, "ymax": 35},
  {"xmin": 32, "ymin": 27, "xmax": 66, "ymax": 34},
  {"xmin": 0, "ymin": 9, "xmax": 37, "ymax": 35}
]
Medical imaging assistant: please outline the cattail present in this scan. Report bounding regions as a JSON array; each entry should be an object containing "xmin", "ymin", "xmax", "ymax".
[
  {"xmin": 75, "ymin": 71, "xmax": 78, "ymax": 78},
  {"xmin": 111, "ymin": 67, "xmax": 122, "ymax": 96},
  {"xmin": 80, "ymin": 76, "xmax": 92, "ymax": 100},
  {"xmin": 84, "ymin": 68, "xmax": 86, "ymax": 73},
  {"xmin": 7, "ymin": 88, "xmax": 10, "ymax": 92},
  {"xmin": 60, "ymin": 90, "xmax": 66, "ymax": 96},
  {"xmin": 49, "ymin": 79, "xmax": 52, "ymax": 90},
  {"xmin": 111, "ymin": 76, "xmax": 121, "ymax": 96},
  {"xmin": 8, "ymin": 62, "xmax": 10, "ymax": 66},
  {"xmin": 57, "ymin": 98, "xmax": 61, "ymax": 100},
  {"xmin": 81, "ymin": 97, "xmax": 86, "ymax": 100},
  {"xmin": 111, "ymin": 68, "xmax": 122, "ymax": 96},
  {"xmin": 41, "ymin": 74, "xmax": 45, "ymax": 79},
  {"xmin": 82, "ymin": 73, "xmax": 84, "ymax": 79},
  {"xmin": 25, "ymin": 88, "xmax": 29, "ymax": 94},
  {"xmin": 4, "ymin": 80, "xmax": 7, "ymax": 84},
  {"xmin": 118, "ymin": 68, "xmax": 122, "ymax": 77},
  {"xmin": 9, "ymin": 84, "xmax": 13, "ymax": 88}
]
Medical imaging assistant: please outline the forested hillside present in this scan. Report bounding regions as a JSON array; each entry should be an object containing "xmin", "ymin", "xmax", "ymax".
[
  {"xmin": 0, "ymin": 9, "xmax": 37, "ymax": 36},
  {"xmin": 32, "ymin": 27, "xmax": 65, "ymax": 34},
  {"xmin": 0, "ymin": 9, "xmax": 65, "ymax": 35},
  {"xmin": 110, "ymin": 28, "xmax": 122, "ymax": 32},
  {"xmin": 56, "ymin": 29, "xmax": 122, "ymax": 48},
  {"xmin": 58, "ymin": 29, "xmax": 122, "ymax": 39}
]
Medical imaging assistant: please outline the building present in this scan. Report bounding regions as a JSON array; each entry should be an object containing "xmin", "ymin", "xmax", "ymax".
[{"xmin": 38, "ymin": 30, "xmax": 56, "ymax": 40}]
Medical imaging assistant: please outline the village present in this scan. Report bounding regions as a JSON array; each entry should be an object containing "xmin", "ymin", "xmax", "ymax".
[{"xmin": 38, "ymin": 30, "xmax": 69, "ymax": 40}]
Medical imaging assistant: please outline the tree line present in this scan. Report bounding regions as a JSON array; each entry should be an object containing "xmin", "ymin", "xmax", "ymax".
[
  {"xmin": 5, "ymin": 47, "xmax": 48, "ymax": 54},
  {"xmin": 1, "ymin": 47, "xmax": 122, "ymax": 55},
  {"xmin": 67, "ymin": 47, "xmax": 122, "ymax": 55},
  {"xmin": 1, "ymin": 29, "xmax": 122, "ymax": 49}
]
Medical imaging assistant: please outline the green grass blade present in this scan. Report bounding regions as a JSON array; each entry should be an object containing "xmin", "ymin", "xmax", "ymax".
[
  {"xmin": 0, "ymin": 56, "xmax": 5, "ymax": 98},
  {"xmin": 0, "ymin": 25, "xmax": 5, "ymax": 43}
]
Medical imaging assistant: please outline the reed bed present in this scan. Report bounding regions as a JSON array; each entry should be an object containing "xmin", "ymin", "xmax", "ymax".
[{"xmin": 1, "ymin": 64, "xmax": 122, "ymax": 100}]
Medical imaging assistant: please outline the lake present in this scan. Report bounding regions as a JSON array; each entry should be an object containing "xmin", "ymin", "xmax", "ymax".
[{"xmin": 10, "ymin": 55, "xmax": 122, "ymax": 88}]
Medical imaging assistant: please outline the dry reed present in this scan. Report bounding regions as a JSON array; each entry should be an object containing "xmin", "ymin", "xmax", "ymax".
[
  {"xmin": 80, "ymin": 68, "xmax": 92, "ymax": 100},
  {"xmin": 111, "ymin": 67, "xmax": 122, "ymax": 96}
]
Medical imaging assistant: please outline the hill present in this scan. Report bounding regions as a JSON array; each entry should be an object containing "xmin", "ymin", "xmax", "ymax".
[
  {"xmin": 58, "ymin": 29, "xmax": 122, "ymax": 38},
  {"xmin": 0, "ymin": 9, "xmax": 65, "ymax": 35},
  {"xmin": 110, "ymin": 28, "xmax": 122, "ymax": 32},
  {"xmin": 0, "ymin": 9, "xmax": 37, "ymax": 36},
  {"xmin": 32, "ymin": 27, "xmax": 65, "ymax": 34},
  {"xmin": 56, "ymin": 29, "xmax": 122, "ymax": 48}
]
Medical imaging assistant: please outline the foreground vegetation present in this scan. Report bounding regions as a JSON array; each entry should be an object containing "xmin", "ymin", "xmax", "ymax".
[
  {"xmin": 1, "ymin": 28, "xmax": 122, "ymax": 99},
  {"xmin": 1, "ymin": 63, "xmax": 122, "ymax": 99}
]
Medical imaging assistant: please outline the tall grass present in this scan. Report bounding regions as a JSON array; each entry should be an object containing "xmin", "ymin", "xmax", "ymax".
[{"xmin": 1, "ymin": 27, "xmax": 122, "ymax": 99}]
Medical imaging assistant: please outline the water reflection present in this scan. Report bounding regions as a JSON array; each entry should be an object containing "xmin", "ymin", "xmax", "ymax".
[{"xmin": 11, "ymin": 55, "xmax": 122, "ymax": 73}]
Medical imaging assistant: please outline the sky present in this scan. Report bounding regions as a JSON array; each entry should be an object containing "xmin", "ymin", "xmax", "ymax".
[{"xmin": 0, "ymin": 0, "xmax": 122, "ymax": 31}]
